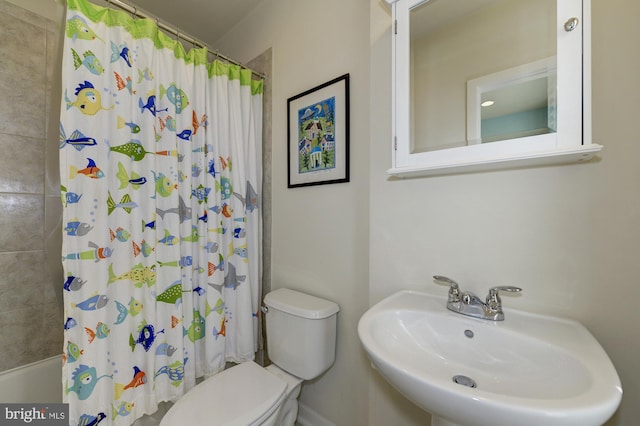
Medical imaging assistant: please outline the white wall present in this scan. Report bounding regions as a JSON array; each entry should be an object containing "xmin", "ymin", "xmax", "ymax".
[
  {"xmin": 370, "ymin": 0, "xmax": 640, "ymax": 425},
  {"xmin": 215, "ymin": 1, "xmax": 372, "ymax": 425}
]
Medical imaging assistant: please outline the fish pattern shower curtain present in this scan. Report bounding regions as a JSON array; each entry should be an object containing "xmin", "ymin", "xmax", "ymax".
[{"xmin": 59, "ymin": 0, "xmax": 262, "ymax": 424}]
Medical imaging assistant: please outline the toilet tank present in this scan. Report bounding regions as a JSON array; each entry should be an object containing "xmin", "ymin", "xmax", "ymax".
[{"xmin": 264, "ymin": 288, "xmax": 340, "ymax": 380}]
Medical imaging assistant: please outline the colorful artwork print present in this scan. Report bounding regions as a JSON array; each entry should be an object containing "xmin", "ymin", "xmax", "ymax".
[{"xmin": 297, "ymin": 97, "xmax": 336, "ymax": 173}]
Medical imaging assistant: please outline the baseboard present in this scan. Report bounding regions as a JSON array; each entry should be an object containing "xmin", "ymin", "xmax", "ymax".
[{"xmin": 296, "ymin": 402, "xmax": 336, "ymax": 426}]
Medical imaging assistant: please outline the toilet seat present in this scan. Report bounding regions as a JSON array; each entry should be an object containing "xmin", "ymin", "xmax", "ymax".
[{"xmin": 160, "ymin": 361, "xmax": 287, "ymax": 426}]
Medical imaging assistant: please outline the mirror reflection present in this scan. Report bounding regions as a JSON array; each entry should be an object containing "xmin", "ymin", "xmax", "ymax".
[{"xmin": 410, "ymin": 0, "xmax": 557, "ymax": 153}]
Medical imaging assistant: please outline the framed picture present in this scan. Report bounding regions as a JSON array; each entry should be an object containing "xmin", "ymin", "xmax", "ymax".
[{"xmin": 287, "ymin": 74, "xmax": 350, "ymax": 188}]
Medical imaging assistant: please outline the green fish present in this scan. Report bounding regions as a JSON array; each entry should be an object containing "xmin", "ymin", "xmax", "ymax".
[
  {"xmin": 107, "ymin": 192, "xmax": 137, "ymax": 215},
  {"xmin": 128, "ymin": 297, "xmax": 143, "ymax": 316},
  {"xmin": 110, "ymin": 140, "xmax": 152, "ymax": 161},
  {"xmin": 107, "ymin": 263, "xmax": 156, "ymax": 287},
  {"xmin": 156, "ymin": 282, "xmax": 182, "ymax": 305},
  {"xmin": 185, "ymin": 311, "xmax": 205, "ymax": 343},
  {"xmin": 212, "ymin": 298, "xmax": 225, "ymax": 315},
  {"xmin": 71, "ymin": 48, "xmax": 104, "ymax": 75},
  {"xmin": 66, "ymin": 16, "xmax": 102, "ymax": 42},
  {"xmin": 66, "ymin": 341, "xmax": 83, "ymax": 363},
  {"xmin": 181, "ymin": 225, "xmax": 200, "ymax": 242},
  {"xmin": 152, "ymin": 171, "xmax": 177, "ymax": 198}
]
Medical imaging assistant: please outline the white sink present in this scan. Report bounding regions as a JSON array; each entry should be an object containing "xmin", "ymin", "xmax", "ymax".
[{"xmin": 358, "ymin": 290, "xmax": 622, "ymax": 426}]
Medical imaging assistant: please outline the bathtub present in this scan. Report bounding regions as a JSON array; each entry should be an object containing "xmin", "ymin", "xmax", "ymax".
[{"xmin": 0, "ymin": 356, "xmax": 62, "ymax": 403}]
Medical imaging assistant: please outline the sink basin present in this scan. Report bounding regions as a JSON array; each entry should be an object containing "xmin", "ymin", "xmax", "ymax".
[{"xmin": 358, "ymin": 290, "xmax": 622, "ymax": 426}]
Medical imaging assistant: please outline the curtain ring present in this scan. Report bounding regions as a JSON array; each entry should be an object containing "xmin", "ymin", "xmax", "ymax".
[{"xmin": 131, "ymin": 6, "xmax": 137, "ymax": 20}]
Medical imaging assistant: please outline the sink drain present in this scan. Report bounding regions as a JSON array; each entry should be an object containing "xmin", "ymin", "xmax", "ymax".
[{"xmin": 452, "ymin": 375, "xmax": 477, "ymax": 388}]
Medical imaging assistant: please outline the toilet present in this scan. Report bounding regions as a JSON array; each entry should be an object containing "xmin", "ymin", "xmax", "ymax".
[{"xmin": 160, "ymin": 288, "xmax": 340, "ymax": 426}]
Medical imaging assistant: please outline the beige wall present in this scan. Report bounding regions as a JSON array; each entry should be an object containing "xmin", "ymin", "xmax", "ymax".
[
  {"xmin": 7, "ymin": 0, "xmax": 639, "ymax": 424},
  {"xmin": 215, "ymin": 0, "xmax": 372, "ymax": 425},
  {"xmin": 370, "ymin": 0, "xmax": 639, "ymax": 425}
]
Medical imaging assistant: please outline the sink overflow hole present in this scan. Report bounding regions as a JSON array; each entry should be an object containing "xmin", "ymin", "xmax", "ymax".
[
  {"xmin": 464, "ymin": 329, "xmax": 474, "ymax": 338},
  {"xmin": 452, "ymin": 375, "xmax": 477, "ymax": 388}
]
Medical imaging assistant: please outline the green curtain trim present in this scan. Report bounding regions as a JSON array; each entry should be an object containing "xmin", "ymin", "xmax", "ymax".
[{"xmin": 66, "ymin": 0, "xmax": 263, "ymax": 94}]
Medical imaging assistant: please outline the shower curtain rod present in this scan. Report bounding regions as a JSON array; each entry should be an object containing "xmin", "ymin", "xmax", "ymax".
[{"xmin": 102, "ymin": 0, "xmax": 266, "ymax": 80}]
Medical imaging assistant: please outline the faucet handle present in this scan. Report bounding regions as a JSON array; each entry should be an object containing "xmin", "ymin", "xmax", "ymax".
[
  {"xmin": 433, "ymin": 275, "xmax": 460, "ymax": 302},
  {"xmin": 486, "ymin": 286, "xmax": 522, "ymax": 309}
]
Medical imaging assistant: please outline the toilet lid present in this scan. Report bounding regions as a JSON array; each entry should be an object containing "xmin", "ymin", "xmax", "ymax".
[{"xmin": 161, "ymin": 361, "xmax": 287, "ymax": 426}]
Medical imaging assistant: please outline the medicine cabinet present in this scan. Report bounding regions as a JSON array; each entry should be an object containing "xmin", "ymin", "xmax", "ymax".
[{"xmin": 385, "ymin": 0, "xmax": 601, "ymax": 177}]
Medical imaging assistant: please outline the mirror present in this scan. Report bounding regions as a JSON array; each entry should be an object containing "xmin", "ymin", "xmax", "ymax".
[
  {"xmin": 410, "ymin": 0, "xmax": 557, "ymax": 153},
  {"xmin": 386, "ymin": 0, "xmax": 601, "ymax": 177}
]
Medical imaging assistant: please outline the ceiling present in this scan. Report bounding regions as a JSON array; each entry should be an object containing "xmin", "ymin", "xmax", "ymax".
[{"xmin": 122, "ymin": 0, "xmax": 265, "ymax": 46}]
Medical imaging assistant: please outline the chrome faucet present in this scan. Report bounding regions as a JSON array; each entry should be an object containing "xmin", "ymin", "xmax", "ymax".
[{"xmin": 433, "ymin": 275, "xmax": 521, "ymax": 321}]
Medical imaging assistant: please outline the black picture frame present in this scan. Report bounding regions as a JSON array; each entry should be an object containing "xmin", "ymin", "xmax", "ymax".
[{"xmin": 287, "ymin": 74, "xmax": 350, "ymax": 188}]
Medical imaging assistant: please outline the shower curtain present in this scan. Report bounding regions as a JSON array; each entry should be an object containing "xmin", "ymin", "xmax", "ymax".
[{"xmin": 59, "ymin": 0, "xmax": 262, "ymax": 424}]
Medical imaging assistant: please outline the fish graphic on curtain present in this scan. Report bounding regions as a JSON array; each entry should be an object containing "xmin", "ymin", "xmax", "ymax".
[{"xmin": 59, "ymin": 0, "xmax": 263, "ymax": 424}]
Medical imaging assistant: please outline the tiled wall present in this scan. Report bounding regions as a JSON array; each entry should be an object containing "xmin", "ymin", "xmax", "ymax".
[{"xmin": 0, "ymin": 0, "xmax": 63, "ymax": 372}]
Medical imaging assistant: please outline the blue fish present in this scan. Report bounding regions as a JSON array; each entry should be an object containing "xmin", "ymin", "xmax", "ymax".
[
  {"xmin": 114, "ymin": 301, "xmax": 128, "ymax": 325},
  {"xmin": 234, "ymin": 227, "xmax": 246, "ymax": 238},
  {"xmin": 155, "ymin": 343, "xmax": 177, "ymax": 357},
  {"xmin": 71, "ymin": 48, "xmax": 104, "ymax": 75},
  {"xmin": 141, "ymin": 218, "xmax": 156, "ymax": 231},
  {"xmin": 77, "ymin": 412, "xmax": 106, "ymax": 426},
  {"xmin": 65, "ymin": 192, "xmax": 82, "ymax": 204},
  {"xmin": 216, "ymin": 177, "xmax": 232, "ymax": 200},
  {"xmin": 110, "ymin": 42, "xmax": 132, "ymax": 67},
  {"xmin": 64, "ymin": 274, "xmax": 87, "ymax": 291},
  {"xmin": 138, "ymin": 95, "xmax": 168, "ymax": 117},
  {"xmin": 59, "ymin": 124, "xmax": 97, "ymax": 151},
  {"xmin": 64, "ymin": 317, "xmax": 77, "ymax": 330},
  {"xmin": 159, "ymin": 83, "xmax": 189, "ymax": 114},
  {"xmin": 203, "ymin": 242, "xmax": 218, "ymax": 253},
  {"xmin": 207, "ymin": 159, "xmax": 217, "ymax": 177},
  {"xmin": 129, "ymin": 322, "xmax": 164, "ymax": 352},
  {"xmin": 154, "ymin": 358, "xmax": 187, "ymax": 386},
  {"xmin": 193, "ymin": 286, "xmax": 205, "ymax": 296},
  {"xmin": 158, "ymin": 229, "xmax": 178, "ymax": 246},
  {"xmin": 66, "ymin": 365, "xmax": 111, "ymax": 401},
  {"xmin": 177, "ymin": 129, "xmax": 192, "ymax": 140},
  {"xmin": 191, "ymin": 184, "xmax": 211, "ymax": 204},
  {"xmin": 65, "ymin": 220, "xmax": 93, "ymax": 237},
  {"xmin": 73, "ymin": 294, "xmax": 109, "ymax": 311}
]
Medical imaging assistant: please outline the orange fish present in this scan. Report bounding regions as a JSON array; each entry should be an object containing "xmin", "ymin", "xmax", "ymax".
[
  {"xmin": 192, "ymin": 110, "xmax": 207, "ymax": 135},
  {"xmin": 208, "ymin": 262, "xmax": 218, "ymax": 276},
  {"xmin": 70, "ymin": 158, "xmax": 104, "ymax": 179},
  {"xmin": 213, "ymin": 317, "xmax": 226, "ymax": 339},
  {"xmin": 221, "ymin": 204, "xmax": 233, "ymax": 218},
  {"xmin": 114, "ymin": 71, "xmax": 135, "ymax": 94},
  {"xmin": 171, "ymin": 315, "xmax": 181, "ymax": 328},
  {"xmin": 114, "ymin": 366, "xmax": 146, "ymax": 400}
]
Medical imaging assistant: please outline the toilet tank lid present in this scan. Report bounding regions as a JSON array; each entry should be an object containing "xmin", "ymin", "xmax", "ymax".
[{"xmin": 264, "ymin": 288, "xmax": 340, "ymax": 319}]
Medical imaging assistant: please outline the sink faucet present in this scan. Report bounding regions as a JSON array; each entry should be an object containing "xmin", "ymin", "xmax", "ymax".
[{"xmin": 433, "ymin": 275, "xmax": 522, "ymax": 321}]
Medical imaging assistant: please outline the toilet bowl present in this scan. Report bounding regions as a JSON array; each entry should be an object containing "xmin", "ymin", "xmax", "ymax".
[{"xmin": 160, "ymin": 288, "xmax": 339, "ymax": 426}]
